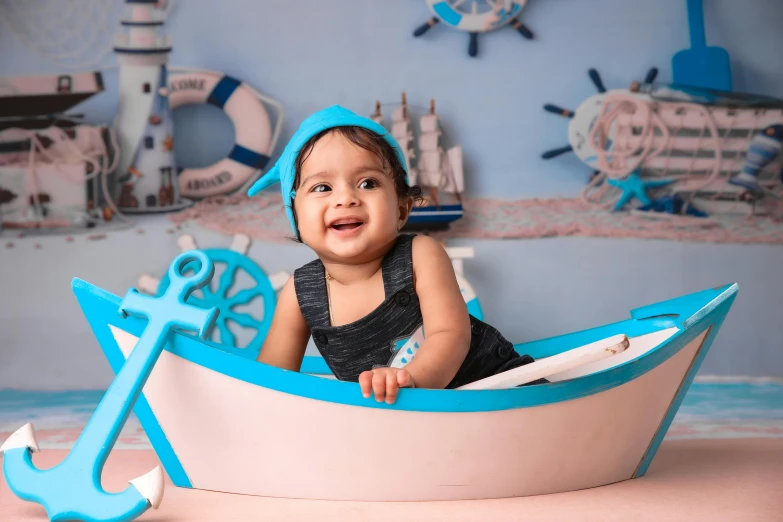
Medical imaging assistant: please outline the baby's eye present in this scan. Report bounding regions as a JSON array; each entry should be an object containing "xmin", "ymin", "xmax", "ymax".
[
  {"xmin": 359, "ymin": 178, "xmax": 379, "ymax": 189},
  {"xmin": 311, "ymin": 184, "xmax": 331, "ymax": 193}
]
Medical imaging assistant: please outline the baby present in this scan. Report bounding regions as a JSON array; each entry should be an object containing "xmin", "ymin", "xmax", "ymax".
[{"xmin": 249, "ymin": 105, "xmax": 541, "ymax": 403}]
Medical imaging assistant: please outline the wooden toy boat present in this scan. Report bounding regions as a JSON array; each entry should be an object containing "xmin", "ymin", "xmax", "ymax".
[{"xmin": 74, "ymin": 278, "xmax": 737, "ymax": 501}]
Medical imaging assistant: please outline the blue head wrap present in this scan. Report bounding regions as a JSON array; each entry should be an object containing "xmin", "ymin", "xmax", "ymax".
[{"xmin": 247, "ymin": 105, "xmax": 409, "ymax": 235}]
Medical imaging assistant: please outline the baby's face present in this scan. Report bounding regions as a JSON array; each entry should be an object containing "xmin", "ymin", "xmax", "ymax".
[{"xmin": 294, "ymin": 132, "xmax": 408, "ymax": 263}]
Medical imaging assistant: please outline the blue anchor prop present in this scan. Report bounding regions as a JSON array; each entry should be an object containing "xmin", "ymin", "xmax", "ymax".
[{"xmin": 0, "ymin": 251, "xmax": 218, "ymax": 522}]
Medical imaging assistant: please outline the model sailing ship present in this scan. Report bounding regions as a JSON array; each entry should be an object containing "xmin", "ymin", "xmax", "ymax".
[{"xmin": 371, "ymin": 93, "xmax": 464, "ymax": 230}]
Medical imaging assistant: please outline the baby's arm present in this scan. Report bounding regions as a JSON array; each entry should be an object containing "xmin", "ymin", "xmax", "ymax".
[
  {"xmin": 256, "ymin": 277, "xmax": 310, "ymax": 371},
  {"xmin": 404, "ymin": 235, "xmax": 472, "ymax": 388},
  {"xmin": 360, "ymin": 236, "xmax": 471, "ymax": 400}
]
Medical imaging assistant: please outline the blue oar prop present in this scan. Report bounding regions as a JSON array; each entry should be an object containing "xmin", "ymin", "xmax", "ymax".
[
  {"xmin": 672, "ymin": 0, "xmax": 732, "ymax": 91},
  {"xmin": 0, "ymin": 250, "xmax": 218, "ymax": 522}
]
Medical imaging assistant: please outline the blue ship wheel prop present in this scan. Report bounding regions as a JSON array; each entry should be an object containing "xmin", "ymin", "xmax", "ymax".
[
  {"xmin": 414, "ymin": 0, "xmax": 534, "ymax": 57},
  {"xmin": 138, "ymin": 234, "xmax": 289, "ymax": 360}
]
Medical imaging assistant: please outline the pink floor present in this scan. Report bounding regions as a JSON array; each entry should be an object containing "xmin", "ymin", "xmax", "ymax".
[{"xmin": 2, "ymin": 439, "xmax": 781, "ymax": 521}]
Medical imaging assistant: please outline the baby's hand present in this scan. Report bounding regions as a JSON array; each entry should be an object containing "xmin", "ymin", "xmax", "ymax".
[{"xmin": 359, "ymin": 368, "xmax": 415, "ymax": 404}]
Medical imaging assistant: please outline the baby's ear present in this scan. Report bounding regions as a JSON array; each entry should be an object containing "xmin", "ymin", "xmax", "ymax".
[{"xmin": 398, "ymin": 196, "xmax": 414, "ymax": 225}]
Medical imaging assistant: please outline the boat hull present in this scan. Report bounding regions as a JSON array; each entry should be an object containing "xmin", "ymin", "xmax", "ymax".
[{"xmin": 74, "ymin": 281, "xmax": 737, "ymax": 501}]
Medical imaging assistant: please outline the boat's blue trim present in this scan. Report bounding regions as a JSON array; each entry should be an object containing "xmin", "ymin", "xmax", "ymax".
[
  {"xmin": 300, "ymin": 355, "xmax": 332, "ymax": 374},
  {"xmin": 74, "ymin": 280, "xmax": 737, "ymax": 415},
  {"xmin": 74, "ymin": 280, "xmax": 193, "ymax": 489},
  {"xmin": 514, "ymin": 285, "xmax": 734, "ymax": 360},
  {"xmin": 634, "ymin": 286, "xmax": 738, "ymax": 477}
]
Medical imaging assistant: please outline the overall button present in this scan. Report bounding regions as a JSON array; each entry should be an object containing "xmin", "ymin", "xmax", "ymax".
[
  {"xmin": 471, "ymin": 321, "xmax": 482, "ymax": 335},
  {"xmin": 395, "ymin": 290, "xmax": 410, "ymax": 306},
  {"xmin": 496, "ymin": 342, "xmax": 512, "ymax": 359},
  {"xmin": 314, "ymin": 332, "xmax": 328, "ymax": 345}
]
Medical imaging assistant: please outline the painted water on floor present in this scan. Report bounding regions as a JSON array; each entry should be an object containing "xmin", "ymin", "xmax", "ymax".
[
  {"xmin": 1, "ymin": 379, "xmax": 782, "ymax": 450},
  {"xmin": 665, "ymin": 379, "xmax": 783, "ymax": 439},
  {"xmin": 0, "ymin": 390, "xmax": 148, "ymax": 450}
]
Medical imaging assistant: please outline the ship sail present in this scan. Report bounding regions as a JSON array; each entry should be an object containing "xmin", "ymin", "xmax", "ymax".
[
  {"xmin": 417, "ymin": 102, "xmax": 464, "ymax": 196},
  {"xmin": 369, "ymin": 93, "xmax": 466, "ymax": 228},
  {"xmin": 388, "ymin": 95, "xmax": 417, "ymax": 186},
  {"xmin": 443, "ymin": 144, "xmax": 464, "ymax": 194},
  {"xmin": 370, "ymin": 95, "xmax": 464, "ymax": 200},
  {"xmin": 417, "ymin": 112, "xmax": 442, "ymax": 189}
]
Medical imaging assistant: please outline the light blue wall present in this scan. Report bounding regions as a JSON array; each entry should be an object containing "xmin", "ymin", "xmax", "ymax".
[
  {"xmin": 1, "ymin": 0, "xmax": 782, "ymax": 388},
  {"xmin": 4, "ymin": 0, "xmax": 783, "ymax": 198},
  {"xmin": 2, "ymin": 221, "xmax": 782, "ymax": 389}
]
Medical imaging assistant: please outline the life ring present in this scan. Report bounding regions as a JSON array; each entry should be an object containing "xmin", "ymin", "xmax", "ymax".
[{"xmin": 168, "ymin": 71, "xmax": 272, "ymax": 198}]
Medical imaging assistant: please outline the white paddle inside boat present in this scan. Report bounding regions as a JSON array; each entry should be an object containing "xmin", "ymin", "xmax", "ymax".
[{"xmin": 458, "ymin": 334, "xmax": 630, "ymax": 390}]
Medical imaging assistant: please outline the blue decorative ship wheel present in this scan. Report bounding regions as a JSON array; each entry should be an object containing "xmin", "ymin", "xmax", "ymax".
[
  {"xmin": 139, "ymin": 234, "xmax": 289, "ymax": 360},
  {"xmin": 413, "ymin": 0, "xmax": 534, "ymax": 57}
]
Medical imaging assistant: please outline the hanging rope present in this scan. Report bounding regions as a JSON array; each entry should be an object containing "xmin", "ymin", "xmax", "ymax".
[{"xmin": 583, "ymin": 92, "xmax": 725, "ymax": 211}]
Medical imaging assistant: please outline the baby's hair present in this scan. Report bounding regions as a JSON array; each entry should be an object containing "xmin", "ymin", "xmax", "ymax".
[{"xmin": 287, "ymin": 126, "xmax": 423, "ymax": 242}]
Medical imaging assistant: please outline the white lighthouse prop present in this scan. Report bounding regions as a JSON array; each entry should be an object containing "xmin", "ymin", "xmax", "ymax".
[{"xmin": 113, "ymin": 0, "xmax": 188, "ymax": 212}]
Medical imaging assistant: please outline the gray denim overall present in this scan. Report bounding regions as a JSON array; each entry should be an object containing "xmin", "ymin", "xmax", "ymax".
[{"xmin": 294, "ymin": 234, "xmax": 540, "ymax": 388}]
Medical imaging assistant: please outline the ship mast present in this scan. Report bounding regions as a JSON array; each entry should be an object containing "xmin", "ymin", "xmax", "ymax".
[
  {"xmin": 370, "ymin": 100, "xmax": 382, "ymax": 125},
  {"xmin": 389, "ymin": 92, "xmax": 417, "ymax": 185},
  {"xmin": 417, "ymin": 97, "xmax": 446, "ymax": 207}
]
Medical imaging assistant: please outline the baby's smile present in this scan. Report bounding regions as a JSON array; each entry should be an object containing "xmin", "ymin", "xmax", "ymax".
[{"xmin": 328, "ymin": 215, "xmax": 366, "ymax": 236}]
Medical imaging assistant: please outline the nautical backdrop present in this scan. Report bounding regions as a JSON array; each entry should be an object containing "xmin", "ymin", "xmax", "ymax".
[{"xmin": 1, "ymin": 0, "xmax": 782, "ymax": 388}]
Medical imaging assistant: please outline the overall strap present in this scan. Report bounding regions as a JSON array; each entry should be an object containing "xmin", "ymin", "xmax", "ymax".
[
  {"xmin": 382, "ymin": 234, "xmax": 416, "ymax": 297},
  {"xmin": 293, "ymin": 259, "xmax": 331, "ymax": 329}
]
